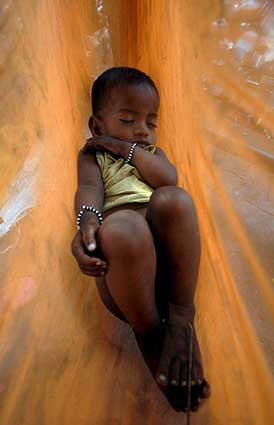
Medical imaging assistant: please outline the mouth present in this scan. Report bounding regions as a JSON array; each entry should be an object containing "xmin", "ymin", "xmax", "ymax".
[{"xmin": 135, "ymin": 140, "xmax": 149, "ymax": 146}]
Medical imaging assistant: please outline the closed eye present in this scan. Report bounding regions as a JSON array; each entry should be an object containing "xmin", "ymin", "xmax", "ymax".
[
  {"xmin": 120, "ymin": 119, "xmax": 157, "ymax": 128},
  {"xmin": 120, "ymin": 119, "xmax": 134, "ymax": 124}
]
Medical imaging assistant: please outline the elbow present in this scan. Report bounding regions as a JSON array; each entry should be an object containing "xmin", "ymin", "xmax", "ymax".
[
  {"xmin": 172, "ymin": 168, "xmax": 179, "ymax": 186},
  {"xmin": 166, "ymin": 167, "xmax": 178, "ymax": 186},
  {"xmin": 156, "ymin": 169, "xmax": 178, "ymax": 188}
]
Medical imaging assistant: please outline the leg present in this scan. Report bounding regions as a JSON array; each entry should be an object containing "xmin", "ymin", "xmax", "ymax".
[
  {"xmin": 95, "ymin": 209, "xmax": 161, "ymax": 335},
  {"xmin": 146, "ymin": 186, "xmax": 210, "ymax": 410},
  {"xmin": 95, "ymin": 274, "xmax": 129, "ymax": 324},
  {"xmin": 147, "ymin": 186, "xmax": 201, "ymax": 306}
]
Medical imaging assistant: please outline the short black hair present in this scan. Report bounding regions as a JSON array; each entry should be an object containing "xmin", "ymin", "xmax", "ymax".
[{"xmin": 91, "ymin": 66, "xmax": 159, "ymax": 116}]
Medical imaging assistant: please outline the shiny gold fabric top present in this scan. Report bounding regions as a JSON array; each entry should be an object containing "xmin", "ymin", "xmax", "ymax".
[{"xmin": 96, "ymin": 144, "xmax": 156, "ymax": 212}]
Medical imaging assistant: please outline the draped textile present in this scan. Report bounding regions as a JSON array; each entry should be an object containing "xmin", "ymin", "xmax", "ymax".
[{"xmin": 0, "ymin": 1, "xmax": 273, "ymax": 424}]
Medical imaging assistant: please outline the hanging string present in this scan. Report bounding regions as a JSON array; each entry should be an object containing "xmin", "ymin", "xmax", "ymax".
[{"xmin": 186, "ymin": 323, "xmax": 193, "ymax": 425}]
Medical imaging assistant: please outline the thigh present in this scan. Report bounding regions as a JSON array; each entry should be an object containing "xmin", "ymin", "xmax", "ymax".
[
  {"xmin": 139, "ymin": 203, "xmax": 169, "ymax": 318},
  {"xmin": 134, "ymin": 204, "xmax": 169, "ymax": 319},
  {"xmin": 96, "ymin": 203, "xmax": 168, "ymax": 321},
  {"xmin": 102, "ymin": 202, "xmax": 149, "ymax": 220},
  {"xmin": 94, "ymin": 204, "xmax": 151, "ymax": 323},
  {"xmin": 95, "ymin": 272, "xmax": 168, "ymax": 324}
]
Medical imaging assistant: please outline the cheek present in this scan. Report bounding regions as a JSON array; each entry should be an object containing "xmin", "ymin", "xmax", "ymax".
[
  {"xmin": 117, "ymin": 126, "xmax": 133, "ymax": 139},
  {"xmin": 104, "ymin": 121, "xmax": 133, "ymax": 139},
  {"xmin": 150, "ymin": 131, "xmax": 157, "ymax": 143}
]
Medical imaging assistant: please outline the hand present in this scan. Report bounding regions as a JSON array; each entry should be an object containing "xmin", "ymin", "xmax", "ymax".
[
  {"xmin": 82, "ymin": 136, "xmax": 130, "ymax": 157},
  {"xmin": 71, "ymin": 217, "xmax": 108, "ymax": 277}
]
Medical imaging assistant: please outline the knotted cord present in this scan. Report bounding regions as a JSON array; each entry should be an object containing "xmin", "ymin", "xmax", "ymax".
[{"xmin": 186, "ymin": 323, "xmax": 193, "ymax": 425}]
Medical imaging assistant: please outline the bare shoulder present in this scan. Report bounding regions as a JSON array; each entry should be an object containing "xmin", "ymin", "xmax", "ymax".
[{"xmin": 78, "ymin": 148, "xmax": 98, "ymax": 165}]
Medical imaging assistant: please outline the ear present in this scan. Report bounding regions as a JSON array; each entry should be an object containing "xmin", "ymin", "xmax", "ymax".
[{"xmin": 88, "ymin": 115, "xmax": 104, "ymax": 136}]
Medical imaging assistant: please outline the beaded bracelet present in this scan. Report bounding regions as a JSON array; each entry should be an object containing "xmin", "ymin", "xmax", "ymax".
[
  {"xmin": 125, "ymin": 142, "xmax": 137, "ymax": 164},
  {"xmin": 77, "ymin": 205, "xmax": 103, "ymax": 230}
]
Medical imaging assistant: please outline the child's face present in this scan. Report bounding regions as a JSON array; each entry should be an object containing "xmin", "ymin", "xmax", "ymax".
[{"xmin": 92, "ymin": 83, "xmax": 159, "ymax": 146}]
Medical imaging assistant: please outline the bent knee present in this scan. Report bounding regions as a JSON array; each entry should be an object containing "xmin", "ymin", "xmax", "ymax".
[
  {"xmin": 98, "ymin": 209, "xmax": 152, "ymax": 255},
  {"xmin": 149, "ymin": 186, "xmax": 195, "ymax": 216}
]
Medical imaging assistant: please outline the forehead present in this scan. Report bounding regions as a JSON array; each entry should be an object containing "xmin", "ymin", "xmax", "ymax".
[{"xmin": 102, "ymin": 83, "xmax": 159, "ymax": 114}]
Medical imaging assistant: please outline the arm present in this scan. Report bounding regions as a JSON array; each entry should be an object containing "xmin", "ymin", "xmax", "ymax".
[
  {"xmin": 83, "ymin": 137, "xmax": 178, "ymax": 189},
  {"xmin": 71, "ymin": 149, "xmax": 108, "ymax": 277},
  {"xmin": 123, "ymin": 145, "xmax": 178, "ymax": 189},
  {"xmin": 75, "ymin": 149, "xmax": 104, "ymax": 217}
]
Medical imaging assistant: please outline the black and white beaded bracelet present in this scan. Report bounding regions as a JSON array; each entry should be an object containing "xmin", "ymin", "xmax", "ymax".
[
  {"xmin": 125, "ymin": 142, "xmax": 137, "ymax": 164},
  {"xmin": 77, "ymin": 205, "xmax": 103, "ymax": 230}
]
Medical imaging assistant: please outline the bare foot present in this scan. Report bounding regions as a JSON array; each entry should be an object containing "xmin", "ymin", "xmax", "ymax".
[{"xmin": 156, "ymin": 302, "xmax": 211, "ymax": 412}]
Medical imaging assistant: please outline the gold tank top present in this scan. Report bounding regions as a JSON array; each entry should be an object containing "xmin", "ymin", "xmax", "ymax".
[{"xmin": 96, "ymin": 144, "xmax": 156, "ymax": 212}]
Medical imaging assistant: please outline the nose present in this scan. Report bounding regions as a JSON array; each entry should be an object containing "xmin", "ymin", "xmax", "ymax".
[{"xmin": 134, "ymin": 122, "xmax": 149, "ymax": 138}]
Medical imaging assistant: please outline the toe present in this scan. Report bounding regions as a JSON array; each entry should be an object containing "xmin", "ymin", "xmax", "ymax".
[
  {"xmin": 201, "ymin": 379, "xmax": 211, "ymax": 398},
  {"xmin": 193, "ymin": 361, "xmax": 203, "ymax": 383},
  {"xmin": 156, "ymin": 356, "xmax": 170, "ymax": 387},
  {"xmin": 156, "ymin": 372, "xmax": 168, "ymax": 386},
  {"xmin": 191, "ymin": 396, "xmax": 202, "ymax": 412},
  {"xmin": 169, "ymin": 357, "xmax": 180, "ymax": 386},
  {"xmin": 179, "ymin": 358, "xmax": 188, "ymax": 387},
  {"xmin": 197, "ymin": 375, "xmax": 203, "ymax": 386}
]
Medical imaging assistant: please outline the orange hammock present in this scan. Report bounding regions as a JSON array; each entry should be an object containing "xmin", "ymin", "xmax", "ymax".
[{"xmin": 0, "ymin": 1, "xmax": 273, "ymax": 424}]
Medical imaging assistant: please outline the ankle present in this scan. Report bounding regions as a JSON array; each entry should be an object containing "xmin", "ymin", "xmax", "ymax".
[
  {"xmin": 134, "ymin": 317, "xmax": 162, "ymax": 337},
  {"xmin": 168, "ymin": 302, "xmax": 195, "ymax": 325}
]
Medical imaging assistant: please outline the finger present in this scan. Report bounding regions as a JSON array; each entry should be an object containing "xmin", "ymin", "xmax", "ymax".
[
  {"xmin": 83, "ymin": 145, "xmax": 96, "ymax": 153},
  {"xmin": 88, "ymin": 257, "xmax": 108, "ymax": 268},
  {"xmin": 71, "ymin": 231, "xmax": 83, "ymax": 256},
  {"xmin": 74, "ymin": 245, "xmax": 98, "ymax": 266},
  {"xmin": 83, "ymin": 136, "xmax": 103, "ymax": 149},
  {"xmin": 80, "ymin": 268, "xmax": 106, "ymax": 277},
  {"xmin": 80, "ymin": 268, "xmax": 95, "ymax": 277},
  {"xmin": 72, "ymin": 238, "xmax": 96, "ymax": 266},
  {"xmin": 82, "ymin": 144, "xmax": 90, "ymax": 152},
  {"xmin": 72, "ymin": 231, "xmax": 107, "ymax": 269},
  {"xmin": 81, "ymin": 256, "xmax": 108, "ymax": 268},
  {"xmin": 82, "ymin": 226, "xmax": 97, "ymax": 252},
  {"xmin": 81, "ymin": 261, "xmax": 107, "ymax": 272},
  {"xmin": 80, "ymin": 263, "xmax": 107, "ymax": 274},
  {"xmin": 82, "ymin": 138, "xmax": 95, "ymax": 149}
]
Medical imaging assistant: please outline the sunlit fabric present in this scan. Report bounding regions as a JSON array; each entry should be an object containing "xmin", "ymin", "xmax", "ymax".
[{"xmin": 0, "ymin": 1, "xmax": 273, "ymax": 424}]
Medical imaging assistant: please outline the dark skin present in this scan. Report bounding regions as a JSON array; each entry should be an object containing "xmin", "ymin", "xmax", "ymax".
[{"xmin": 71, "ymin": 83, "xmax": 211, "ymax": 412}]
